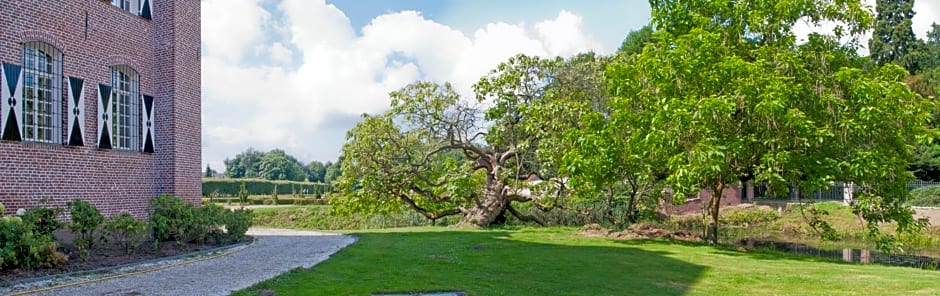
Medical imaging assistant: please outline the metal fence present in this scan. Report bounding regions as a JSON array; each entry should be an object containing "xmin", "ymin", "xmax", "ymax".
[
  {"xmin": 906, "ymin": 180, "xmax": 940, "ymax": 191},
  {"xmin": 754, "ymin": 180, "xmax": 940, "ymax": 202}
]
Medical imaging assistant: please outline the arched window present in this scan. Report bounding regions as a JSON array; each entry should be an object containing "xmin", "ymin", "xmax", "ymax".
[
  {"xmin": 21, "ymin": 42, "xmax": 62, "ymax": 144},
  {"xmin": 109, "ymin": 65, "xmax": 139, "ymax": 150}
]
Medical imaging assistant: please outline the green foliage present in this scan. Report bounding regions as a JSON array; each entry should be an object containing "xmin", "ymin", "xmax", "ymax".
[
  {"xmin": 253, "ymin": 206, "xmax": 456, "ymax": 230},
  {"xmin": 608, "ymin": 0, "xmax": 933, "ymax": 247},
  {"xmin": 324, "ymin": 159, "xmax": 343, "ymax": 184},
  {"xmin": 105, "ymin": 213, "xmax": 148, "ymax": 255},
  {"xmin": 67, "ymin": 199, "xmax": 105, "ymax": 252},
  {"xmin": 719, "ymin": 206, "xmax": 780, "ymax": 227},
  {"xmin": 224, "ymin": 208, "xmax": 253, "ymax": 241},
  {"xmin": 203, "ymin": 196, "xmax": 330, "ymax": 206},
  {"xmin": 0, "ymin": 216, "xmax": 67, "ymax": 270},
  {"xmin": 191, "ymin": 204, "xmax": 228, "ymax": 244},
  {"xmin": 150, "ymin": 194, "xmax": 195, "ymax": 244},
  {"xmin": 306, "ymin": 160, "xmax": 327, "ymax": 182},
  {"xmin": 259, "ymin": 149, "xmax": 306, "ymax": 181},
  {"xmin": 202, "ymin": 178, "xmax": 330, "ymax": 198},
  {"xmin": 908, "ymin": 185, "xmax": 940, "ymax": 207},
  {"xmin": 617, "ymin": 25, "xmax": 655, "ymax": 56},
  {"xmin": 910, "ymin": 143, "xmax": 940, "ymax": 181},
  {"xmin": 224, "ymin": 148, "xmax": 264, "ymax": 178},
  {"xmin": 152, "ymin": 195, "xmax": 246, "ymax": 245},
  {"xmin": 238, "ymin": 182, "xmax": 250, "ymax": 205},
  {"xmin": 205, "ymin": 164, "xmax": 216, "ymax": 178},
  {"xmin": 869, "ymin": 0, "xmax": 921, "ymax": 73},
  {"xmin": 21, "ymin": 206, "xmax": 62, "ymax": 238},
  {"xmin": 271, "ymin": 184, "xmax": 279, "ymax": 204}
]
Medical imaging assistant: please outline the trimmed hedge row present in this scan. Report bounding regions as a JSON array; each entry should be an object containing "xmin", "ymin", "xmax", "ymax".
[
  {"xmin": 202, "ymin": 178, "xmax": 331, "ymax": 197},
  {"xmin": 202, "ymin": 196, "xmax": 330, "ymax": 206}
]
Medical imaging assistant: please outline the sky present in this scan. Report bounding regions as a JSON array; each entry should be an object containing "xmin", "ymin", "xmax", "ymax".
[{"xmin": 200, "ymin": 0, "xmax": 940, "ymax": 172}]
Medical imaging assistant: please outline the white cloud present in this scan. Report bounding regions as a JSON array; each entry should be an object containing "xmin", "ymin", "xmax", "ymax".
[
  {"xmin": 535, "ymin": 10, "xmax": 605, "ymax": 57},
  {"xmin": 793, "ymin": 0, "xmax": 939, "ymax": 55},
  {"xmin": 269, "ymin": 42, "xmax": 293, "ymax": 65},
  {"xmin": 201, "ymin": 1, "xmax": 607, "ymax": 170},
  {"xmin": 914, "ymin": 0, "xmax": 939, "ymax": 40},
  {"xmin": 202, "ymin": 0, "xmax": 270, "ymax": 62}
]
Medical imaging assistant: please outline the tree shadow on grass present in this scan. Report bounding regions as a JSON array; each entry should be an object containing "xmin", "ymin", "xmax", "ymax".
[
  {"xmin": 611, "ymin": 237, "xmax": 910, "ymax": 268},
  {"xmin": 235, "ymin": 229, "xmax": 708, "ymax": 296}
]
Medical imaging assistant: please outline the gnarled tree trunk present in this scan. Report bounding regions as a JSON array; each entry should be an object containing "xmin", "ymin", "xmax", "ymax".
[{"xmin": 459, "ymin": 178, "xmax": 509, "ymax": 227}]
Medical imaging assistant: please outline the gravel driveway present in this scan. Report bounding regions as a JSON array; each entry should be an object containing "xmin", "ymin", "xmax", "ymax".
[{"xmin": 27, "ymin": 228, "xmax": 355, "ymax": 296}]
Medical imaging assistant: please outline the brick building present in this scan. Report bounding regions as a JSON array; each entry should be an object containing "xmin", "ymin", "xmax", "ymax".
[{"xmin": 0, "ymin": 0, "xmax": 201, "ymax": 217}]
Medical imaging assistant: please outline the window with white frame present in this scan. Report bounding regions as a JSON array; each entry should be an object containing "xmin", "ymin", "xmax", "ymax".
[
  {"xmin": 110, "ymin": 65, "xmax": 140, "ymax": 151},
  {"xmin": 21, "ymin": 42, "xmax": 62, "ymax": 144},
  {"xmin": 111, "ymin": 0, "xmax": 139, "ymax": 14}
]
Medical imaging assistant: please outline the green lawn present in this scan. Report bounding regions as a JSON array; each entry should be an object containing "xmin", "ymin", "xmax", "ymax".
[{"xmin": 234, "ymin": 227, "xmax": 939, "ymax": 296}]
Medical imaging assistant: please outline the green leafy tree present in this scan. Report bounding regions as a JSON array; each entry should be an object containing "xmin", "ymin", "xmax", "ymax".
[
  {"xmin": 324, "ymin": 158, "xmax": 344, "ymax": 184},
  {"xmin": 204, "ymin": 164, "xmax": 216, "ymax": 178},
  {"xmin": 306, "ymin": 160, "xmax": 327, "ymax": 182},
  {"xmin": 609, "ymin": 0, "xmax": 933, "ymax": 247},
  {"xmin": 224, "ymin": 148, "xmax": 264, "ymax": 178},
  {"xmin": 617, "ymin": 25, "xmax": 656, "ymax": 56},
  {"xmin": 869, "ymin": 0, "xmax": 922, "ymax": 73},
  {"xmin": 258, "ymin": 149, "xmax": 306, "ymax": 181},
  {"xmin": 336, "ymin": 55, "xmax": 586, "ymax": 226}
]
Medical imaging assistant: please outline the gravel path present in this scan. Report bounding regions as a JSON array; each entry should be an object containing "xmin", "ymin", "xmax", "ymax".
[{"xmin": 29, "ymin": 228, "xmax": 355, "ymax": 296}]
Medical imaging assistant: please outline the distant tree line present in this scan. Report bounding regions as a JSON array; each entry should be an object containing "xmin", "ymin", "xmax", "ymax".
[{"xmin": 222, "ymin": 148, "xmax": 343, "ymax": 183}]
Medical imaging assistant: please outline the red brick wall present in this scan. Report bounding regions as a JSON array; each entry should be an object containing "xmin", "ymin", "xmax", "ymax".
[
  {"xmin": 665, "ymin": 186, "xmax": 744, "ymax": 215},
  {"xmin": 0, "ymin": 0, "xmax": 200, "ymax": 218}
]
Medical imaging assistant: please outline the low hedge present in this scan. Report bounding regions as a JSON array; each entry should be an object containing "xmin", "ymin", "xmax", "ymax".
[
  {"xmin": 203, "ymin": 178, "xmax": 331, "ymax": 198},
  {"xmin": 909, "ymin": 185, "xmax": 940, "ymax": 207},
  {"xmin": 202, "ymin": 196, "xmax": 330, "ymax": 206}
]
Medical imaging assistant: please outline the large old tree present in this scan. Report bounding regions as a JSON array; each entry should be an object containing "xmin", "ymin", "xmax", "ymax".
[{"xmin": 335, "ymin": 55, "xmax": 588, "ymax": 227}]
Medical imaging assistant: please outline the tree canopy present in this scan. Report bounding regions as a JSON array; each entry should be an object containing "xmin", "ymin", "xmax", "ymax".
[
  {"xmin": 870, "ymin": 0, "xmax": 921, "ymax": 73},
  {"xmin": 333, "ymin": 0, "xmax": 936, "ymax": 248}
]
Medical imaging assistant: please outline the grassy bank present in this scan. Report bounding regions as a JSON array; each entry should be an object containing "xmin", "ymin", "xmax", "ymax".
[
  {"xmin": 251, "ymin": 205, "xmax": 460, "ymax": 230},
  {"xmin": 234, "ymin": 227, "xmax": 940, "ymax": 296}
]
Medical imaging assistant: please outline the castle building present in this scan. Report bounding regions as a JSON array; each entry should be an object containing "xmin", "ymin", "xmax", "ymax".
[{"xmin": 0, "ymin": 0, "xmax": 201, "ymax": 216}]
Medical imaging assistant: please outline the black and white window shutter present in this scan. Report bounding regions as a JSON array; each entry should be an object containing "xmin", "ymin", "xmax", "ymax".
[
  {"xmin": 1, "ymin": 63, "xmax": 23, "ymax": 142},
  {"xmin": 139, "ymin": 0, "xmax": 152, "ymax": 19},
  {"xmin": 67, "ymin": 77, "xmax": 85, "ymax": 146},
  {"xmin": 97, "ymin": 84, "xmax": 113, "ymax": 149},
  {"xmin": 141, "ymin": 94, "xmax": 154, "ymax": 153}
]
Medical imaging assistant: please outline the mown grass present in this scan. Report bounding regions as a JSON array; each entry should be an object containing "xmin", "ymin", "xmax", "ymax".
[{"xmin": 234, "ymin": 227, "xmax": 940, "ymax": 296}]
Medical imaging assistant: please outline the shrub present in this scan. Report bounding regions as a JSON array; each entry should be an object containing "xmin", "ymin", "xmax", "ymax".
[
  {"xmin": 21, "ymin": 206, "xmax": 63, "ymax": 238},
  {"xmin": 68, "ymin": 199, "xmax": 105, "ymax": 252},
  {"xmin": 263, "ymin": 199, "xmax": 275, "ymax": 205},
  {"xmin": 224, "ymin": 208, "xmax": 253, "ymax": 241},
  {"xmin": 106, "ymin": 213, "xmax": 148, "ymax": 255},
  {"xmin": 0, "ymin": 216, "xmax": 68, "ymax": 270},
  {"xmin": 272, "ymin": 184, "xmax": 279, "ymax": 204},
  {"xmin": 191, "ymin": 204, "xmax": 227, "ymax": 244},
  {"xmin": 150, "ymin": 194, "xmax": 195, "ymax": 245},
  {"xmin": 720, "ymin": 206, "xmax": 779, "ymax": 227},
  {"xmin": 238, "ymin": 182, "xmax": 250, "ymax": 205},
  {"xmin": 908, "ymin": 185, "xmax": 940, "ymax": 207}
]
